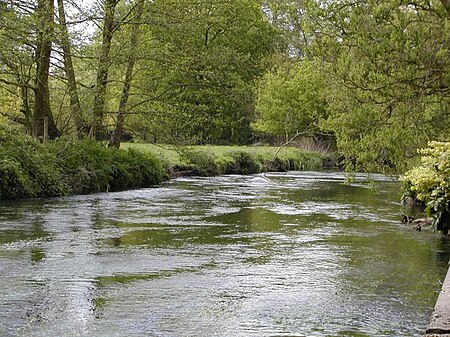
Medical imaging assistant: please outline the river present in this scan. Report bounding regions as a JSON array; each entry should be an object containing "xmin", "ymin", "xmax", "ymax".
[{"xmin": 0, "ymin": 171, "xmax": 449, "ymax": 337}]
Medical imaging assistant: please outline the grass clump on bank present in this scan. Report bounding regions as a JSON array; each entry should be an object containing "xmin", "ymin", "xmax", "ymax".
[{"xmin": 0, "ymin": 123, "xmax": 168, "ymax": 200}]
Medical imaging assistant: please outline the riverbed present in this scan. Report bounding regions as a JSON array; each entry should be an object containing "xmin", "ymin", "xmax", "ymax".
[{"xmin": 0, "ymin": 171, "xmax": 449, "ymax": 336}]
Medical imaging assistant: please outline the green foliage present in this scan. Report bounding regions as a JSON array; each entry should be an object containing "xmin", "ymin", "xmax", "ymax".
[
  {"xmin": 402, "ymin": 142, "xmax": 450, "ymax": 231},
  {"xmin": 0, "ymin": 121, "xmax": 167, "ymax": 199},
  {"xmin": 257, "ymin": 151, "xmax": 325, "ymax": 172},
  {"xmin": 218, "ymin": 151, "xmax": 260, "ymax": 175},
  {"xmin": 253, "ymin": 58, "xmax": 328, "ymax": 141},
  {"xmin": 178, "ymin": 148, "xmax": 219, "ymax": 176},
  {"xmin": 129, "ymin": 0, "xmax": 278, "ymax": 144},
  {"xmin": 47, "ymin": 140, "xmax": 168, "ymax": 194},
  {"xmin": 124, "ymin": 142, "xmax": 331, "ymax": 175},
  {"xmin": 311, "ymin": 0, "xmax": 450, "ymax": 172},
  {"xmin": 0, "ymin": 122, "xmax": 67, "ymax": 199}
]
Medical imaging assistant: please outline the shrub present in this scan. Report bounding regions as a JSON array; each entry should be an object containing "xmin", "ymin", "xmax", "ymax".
[
  {"xmin": 178, "ymin": 148, "xmax": 218, "ymax": 176},
  {"xmin": 257, "ymin": 156, "xmax": 289, "ymax": 172},
  {"xmin": 0, "ymin": 123, "xmax": 67, "ymax": 199},
  {"xmin": 47, "ymin": 140, "xmax": 168, "ymax": 194},
  {"xmin": 256, "ymin": 151, "xmax": 325, "ymax": 172},
  {"xmin": 220, "ymin": 151, "xmax": 260, "ymax": 175},
  {"xmin": 402, "ymin": 141, "xmax": 450, "ymax": 233},
  {"xmin": 0, "ymin": 158, "xmax": 33, "ymax": 199}
]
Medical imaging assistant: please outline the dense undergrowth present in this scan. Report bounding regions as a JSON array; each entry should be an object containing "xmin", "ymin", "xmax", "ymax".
[{"xmin": 0, "ymin": 124, "xmax": 167, "ymax": 199}]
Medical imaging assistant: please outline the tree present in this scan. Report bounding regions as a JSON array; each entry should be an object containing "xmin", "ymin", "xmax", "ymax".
[
  {"xmin": 263, "ymin": 0, "xmax": 315, "ymax": 59},
  {"xmin": 252, "ymin": 57, "xmax": 328, "ymax": 144},
  {"xmin": 90, "ymin": 0, "xmax": 121, "ymax": 140},
  {"xmin": 56, "ymin": 0, "xmax": 84, "ymax": 138},
  {"xmin": 33, "ymin": 0, "xmax": 59, "ymax": 140},
  {"xmin": 308, "ymin": 0, "xmax": 450, "ymax": 172},
  {"xmin": 108, "ymin": 0, "xmax": 145, "ymax": 148},
  {"xmin": 0, "ymin": 1, "xmax": 60, "ymax": 139},
  {"xmin": 131, "ymin": 0, "xmax": 277, "ymax": 144}
]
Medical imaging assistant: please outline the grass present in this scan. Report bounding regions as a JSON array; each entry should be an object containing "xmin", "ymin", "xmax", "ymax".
[
  {"xmin": 121, "ymin": 143, "xmax": 320, "ymax": 165},
  {"xmin": 121, "ymin": 142, "xmax": 336, "ymax": 175}
]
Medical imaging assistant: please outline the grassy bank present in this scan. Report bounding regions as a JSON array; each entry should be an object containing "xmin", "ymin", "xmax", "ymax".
[
  {"xmin": 0, "ymin": 124, "xmax": 168, "ymax": 199},
  {"xmin": 0, "ymin": 121, "xmax": 334, "ymax": 200},
  {"xmin": 122, "ymin": 143, "xmax": 335, "ymax": 176}
]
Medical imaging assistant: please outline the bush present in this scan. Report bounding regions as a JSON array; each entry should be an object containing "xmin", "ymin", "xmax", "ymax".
[
  {"xmin": 0, "ymin": 158, "xmax": 33, "ymax": 199},
  {"xmin": 256, "ymin": 151, "xmax": 325, "ymax": 172},
  {"xmin": 402, "ymin": 141, "xmax": 450, "ymax": 233},
  {"xmin": 0, "ymin": 123, "xmax": 67, "ymax": 199},
  {"xmin": 47, "ymin": 140, "xmax": 168, "ymax": 194},
  {"xmin": 0, "ymin": 123, "xmax": 168, "ymax": 200},
  {"xmin": 219, "ymin": 151, "xmax": 260, "ymax": 175},
  {"xmin": 257, "ymin": 156, "xmax": 289, "ymax": 172},
  {"xmin": 178, "ymin": 148, "xmax": 218, "ymax": 176}
]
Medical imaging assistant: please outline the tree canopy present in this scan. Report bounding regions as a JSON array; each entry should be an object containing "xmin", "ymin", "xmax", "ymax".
[{"xmin": 0, "ymin": 0, "xmax": 448, "ymax": 173}]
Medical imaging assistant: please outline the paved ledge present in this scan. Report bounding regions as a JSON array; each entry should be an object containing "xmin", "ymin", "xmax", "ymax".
[{"xmin": 426, "ymin": 267, "xmax": 450, "ymax": 336}]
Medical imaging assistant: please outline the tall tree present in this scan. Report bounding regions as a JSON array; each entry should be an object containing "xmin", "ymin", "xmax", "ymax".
[
  {"xmin": 33, "ymin": 0, "xmax": 59, "ymax": 139},
  {"xmin": 108, "ymin": 0, "xmax": 145, "ymax": 148},
  {"xmin": 309, "ymin": 0, "xmax": 450, "ymax": 172},
  {"xmin": 253, "ymin": 58, "xmax": 328, "ymax": 143},
  {"xmin": 90, "ymin": 0, "xmax": 120, "ymax": 140},
  {"xmin": 135, "ymin": 0, "xmax": 277, "ymax": 144},
  {"xmin": 0, "ymin": 3, "xmax": 34, "ymax": 131},
  {"xmin": 56, "ymin": 0, "xmax": 84, "ymax": 138}
]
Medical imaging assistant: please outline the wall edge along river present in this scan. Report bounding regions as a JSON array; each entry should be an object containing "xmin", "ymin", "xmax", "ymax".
[{"xmin": 427, "ymin": 263, "xmax": 450, "ymax": 336}]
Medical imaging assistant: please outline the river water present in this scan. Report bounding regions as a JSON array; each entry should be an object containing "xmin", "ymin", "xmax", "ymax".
[{"xmin": 0, "ymin": 171, "xmax": 449, "ymax": 337}]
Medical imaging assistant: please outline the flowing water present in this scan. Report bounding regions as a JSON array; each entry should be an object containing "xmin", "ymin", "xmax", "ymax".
[{"xmin": 0, "ymin": 171, "xmax": 449, "ymax": 337}]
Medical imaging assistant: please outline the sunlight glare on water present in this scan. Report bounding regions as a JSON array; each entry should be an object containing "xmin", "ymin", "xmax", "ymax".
[{"xmin": 0, "ymin": 171, "xmax": 449, "ymax": 337}]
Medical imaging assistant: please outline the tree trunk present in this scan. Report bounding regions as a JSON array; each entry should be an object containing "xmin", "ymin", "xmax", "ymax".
[
  {"xmin": 19, "ymin": 84, "xmax": 32, "ymax": 133},
  {"xmin": 90, "ymin": 0, "xmax": 119, "ymax": 140},
  {"xmin": 33, "ymin": 0, "xmax": 59, "ymax": 140},
  {"xmin": 57, "ymin": 0, "xmax": 84, "ymax": 139},
  {"xmin": 108, "ymin": 0, "xmax": 145, "ymax": 148}
]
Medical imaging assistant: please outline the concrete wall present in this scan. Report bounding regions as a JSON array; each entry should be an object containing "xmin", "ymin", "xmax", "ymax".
[{"xmin": 426, "ymin": 267, "xmax": 450, "ymax": 336}]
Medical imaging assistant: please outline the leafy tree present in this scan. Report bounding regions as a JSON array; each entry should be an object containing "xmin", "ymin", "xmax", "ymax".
[
  {"xmin": 33, "ymin": 0, "xmax": 59, "ymax": 139},
  {"xmin": 252, "ymin": 57, "xmax": 328, "ymax": 144},
  {"xmin": 108, "ymin": 0, "xmax": 145, "ymax": 148},
  {"xmin": 310, "ymin": 0, "xmax": 450, "ymax": 172},
  {"xmin": 263, "ymin": 0, "xmax": 315, "ymax": 59},
  {"xmin": 90, "ymin": 0, "xmax": 121, "ymax": 140},
  {"xmin": 56, "ymin": 0, "xmax": 85, "ymax": 138},
  {"xmin": 0, "ymin": 1, "xmax": 61, "ymax": 139},
  {"xmin": 131, "ymin": 0, "xmax": 277, "ymax": 145}
]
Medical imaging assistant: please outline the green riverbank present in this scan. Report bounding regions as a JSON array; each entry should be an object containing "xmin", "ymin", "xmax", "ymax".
[{"xmin": 0, "ymin": 130, "xmax": 335, "ymax": 200}]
